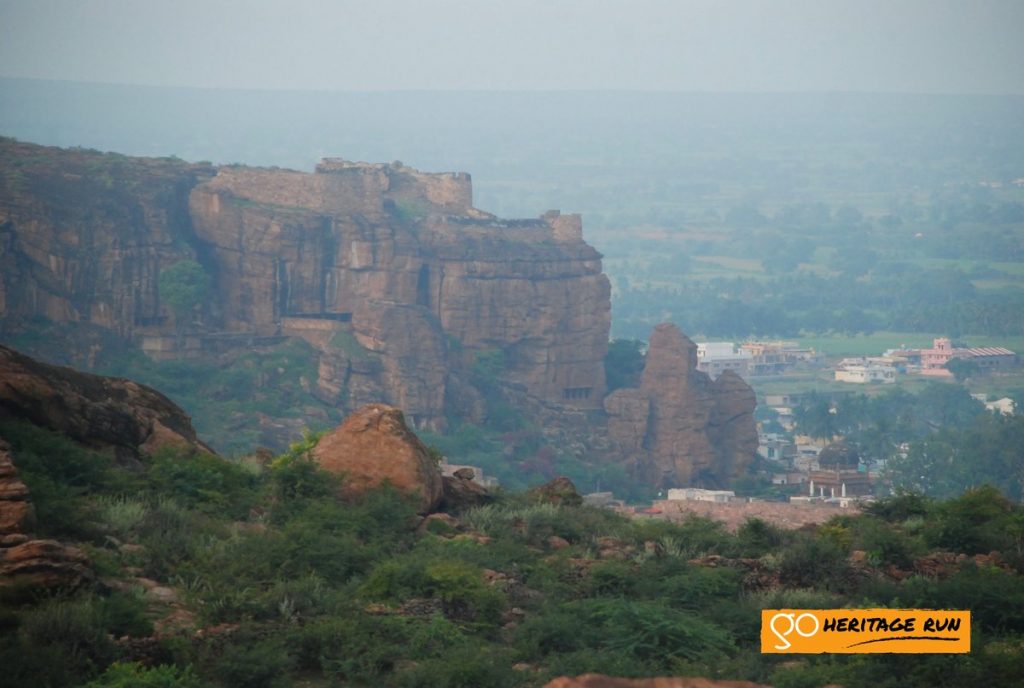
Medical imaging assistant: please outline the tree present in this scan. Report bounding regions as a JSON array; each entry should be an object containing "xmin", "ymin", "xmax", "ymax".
[
  {"xmin": 604, "ymin": 339, "xmax": 645, "ymax": 392},
  {"xmin": 945, "ymin": 357, "xmax": 980, "ymax": 383},
  {"xmin": 794, "ymin": 394, "xmax": 837, "ymax": 441},
  {"xmin": 159, "ymin": 260, "xmax": 210, "ymax": 324},
  {"xmin": 159, "ymin": 260, "xmax": 211, "ymax": 348}
]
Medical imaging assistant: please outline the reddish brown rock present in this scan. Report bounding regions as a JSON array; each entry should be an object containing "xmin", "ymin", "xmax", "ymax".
[
  {"xmin": 0, "ymin": 344, "xmax": 212, "ymax": 460},
  {"xmin": 528, "ymin": 476, "xmax": 583, "ymax": 506},
  {"xmin": 604, "ymin": 323, "xmax": 757, "ymax": 489},
  {"xmin": 0, "ymin": 538, "xmax": 93, "ymax": 592},
  {"xmin": 543, "ymin": 675, "xmax": 768, "ymax": 688},
  {"xmin": 441, "ymin": 473, "xmax": 494, "ymax": 512},
  {"xmin": 0, "ymin": 439, "xmax": 35, "ymax": 535},
  {"xmin": 2, "ymin": 139, "xmax": 611, "ymax": 439},
  {"xmin": 312, "ymin": 404, "xmax": 443, "ymax": 513},
  {"xmin": 0, "ymin": 139, "xmax": 214, "ymax": 340}
]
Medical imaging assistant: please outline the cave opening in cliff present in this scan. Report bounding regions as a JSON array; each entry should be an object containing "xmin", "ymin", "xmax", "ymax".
[{"xmin": 416, "ymin": 264, "xmax": 431, "ymax": 308}]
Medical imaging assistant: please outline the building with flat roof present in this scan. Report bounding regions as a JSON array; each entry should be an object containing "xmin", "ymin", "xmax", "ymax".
[{"xmin": 696, "ymin": 342, "xmax": 751, "ymax": 379}]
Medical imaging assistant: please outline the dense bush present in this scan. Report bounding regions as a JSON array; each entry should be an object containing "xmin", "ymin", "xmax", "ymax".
[{"xmin": 2, "ymin": 421, "xmax": 1023, "ymax": 687}]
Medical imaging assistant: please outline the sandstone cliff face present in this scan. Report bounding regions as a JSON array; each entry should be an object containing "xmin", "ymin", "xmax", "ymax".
[
  {"xmin": 604, "ymin": 324, "xmax": 757, "ymax": 489},
  {"xmin": 0, "ymin": 344, "xmax": 211, "ymax": 460},
  {"xmin": 0, "ymin": 141, "xmax": 757, "ymax": 487},
  {"xmin": 312, "ymin": 404, "xmax": 444, "ymax": 514},
  {"xmin": 0, "ymin": 138, "xmax": 213, "ymax": 339},
  {"xmin": 1, "ymin": 140, "xmax": 609, "ymax": 431},
  {"xmin": 185, "ymin": 156, "xmax": 609, "ymax": 427}
]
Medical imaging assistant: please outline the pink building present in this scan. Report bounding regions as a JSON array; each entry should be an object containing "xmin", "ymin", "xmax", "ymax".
[
  {"xmin": 918, "ymin": 337, "xmax": 1017, "ymax": 377},
  {"xmin": 920, "ymin": 337, "xmax": 955, "ymax": 377}
]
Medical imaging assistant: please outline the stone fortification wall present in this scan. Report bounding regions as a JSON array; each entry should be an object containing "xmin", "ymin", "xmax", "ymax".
[
  {"xmin": 185, "ymin": 157, "xmax": 609, "ymax": 420},
  {"xmin": 200, "ymin": 166, "xmax": 388, "ymax": 217},
  {"xmin": 317, "ymin": 158, "xmax": 473, "ymax": 213},
  {"xmin": 654, "ymin": 498, "xmax": 859, "ymax": 531}
]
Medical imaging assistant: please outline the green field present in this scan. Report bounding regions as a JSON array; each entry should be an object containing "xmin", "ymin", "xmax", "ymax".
[{"xmin": 795, "ymin": 332, "xmax": 1024, "ymax": 357}]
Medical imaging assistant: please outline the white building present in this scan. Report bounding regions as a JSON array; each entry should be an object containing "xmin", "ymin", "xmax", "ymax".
[
  {"xmin": 972, "ymin": 394, "xmax": 1016, "ymax": 416},
  {"xmin": 696, "ymin": 342, "xmax": 752, "ymax": 379},
  {"xmin": 834, "ymin": 357, "xmax": 896, "ymax": 384},
  {"xmin": 666, "ymin": 488, "xmax": 736, "ymax": 503}
]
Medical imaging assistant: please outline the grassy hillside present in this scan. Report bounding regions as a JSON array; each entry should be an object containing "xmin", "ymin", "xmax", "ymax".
[{"xmin": 2, "ymin": 419, "xmax": 1023, "ymax": 688}]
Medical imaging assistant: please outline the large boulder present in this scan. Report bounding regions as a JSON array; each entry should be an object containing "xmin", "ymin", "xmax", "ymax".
[
  {"xmin": 312, "ymin": 404, "xmax": 444, "ymax": 513},
  {"xmin": 441, "ymin": 472, "xmax": 494, "ymax": 512},
  {"xmin": 0, "ymin": 345, "xmax": 212, "ymax": 461},
  {"xmin": 527, "ymin": 476, "xmax": 583, "ymax": 506},
  {"xmin": 0, "ymin": 538, "xmax": 93, "ymax": 593}
]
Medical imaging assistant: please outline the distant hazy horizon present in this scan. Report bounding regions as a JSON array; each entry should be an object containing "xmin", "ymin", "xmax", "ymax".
[{"xmin": 2, "ymin": 0, "xmax": 1023, "ymax": 96}]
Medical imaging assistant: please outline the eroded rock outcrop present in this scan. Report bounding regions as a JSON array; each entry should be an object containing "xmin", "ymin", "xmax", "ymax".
[
  {"xmin": 0, "ymin": 438, "xmax": 93, "ymax": 593},
  {"xmin": 0, "ymin": 138, "xmax": 213, "ymax": 340},
  {"xmin": 441, "ymin": 470, "xmax": 494, "ymax": 511},
  {"xmin": 0, "ymin": 344, "xmax": 211, "ymax": 460},
  {"xmin": 1, "ymin": 140, "xmax": 610, "ymax": 433},
  {"xmin": 186, "ymin": 160, "xmax": 610, "ymax": 429},
  {"xmin": 0, "ymin": 537, "xmax": 93, "ymax": 592},
  {"xmin": 604, "ymin": 324, "xmax": 757, "ymax": 488},
  {"xmin": 312, "ymin": 403, "xmax": 443, "ymax": 514},
  {"xmin": 0, "ymin": 439, "xmax": 34, "ymax": 535}
]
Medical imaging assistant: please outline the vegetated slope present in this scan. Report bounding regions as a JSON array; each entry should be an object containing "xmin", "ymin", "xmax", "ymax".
[{"xmin": 2, "ymin": 408, "xmax": 1023, "ymax": 686}]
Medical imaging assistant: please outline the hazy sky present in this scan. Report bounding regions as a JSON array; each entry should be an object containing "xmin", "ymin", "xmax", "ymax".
[{"xmin": 1, "ymin": 0, "xmax": 1022, "ymax": 94}]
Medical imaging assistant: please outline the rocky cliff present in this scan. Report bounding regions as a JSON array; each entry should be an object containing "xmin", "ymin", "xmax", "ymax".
[
  {"xmin": 0, "ymin": 139, "xmax": 755, "ymax": 487},
  {"xmin": 604, "ymin": 324, "xmax": 757, "ymax": 489},
  {"xmin": 0, "ymin": 138, "xmax": 608, "ymax": 430},
  {"xmin": 0, "ymin": 138, "xmax": 213, "ymax": 340},
  {"xmin": 0, "ymin": 344, "xmax": 211, "ymax": 461}
]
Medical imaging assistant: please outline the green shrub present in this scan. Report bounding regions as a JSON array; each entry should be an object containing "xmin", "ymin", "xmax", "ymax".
[
  {"xmin": 778, "ymin": 533, "xmax": 851, "ymax": 589},
  {"xmin": 2, "ymin": 595, "xmax": 117, "ymax": 687},
  {"xmin": 311, "ymin": 615, "xmax": 413, "ymax": 684},
  {"xmin": 0, "ymin": 419, "xmax": 127, "ymax": 537},
  {"xmin": 734, "ymin": 517, "xmax": 786, "ymax": 557},
  {"xmin": 396, "ymin": 645, "xmax": 520, "ymax": 688},
  {"xmin": 923, "ymin": 485, "xmax": 1016, "ymax": 555},
  {"xmin": 361, "ymin": 555, "xmax": 505, "ymax": 623},
  {"xmin": 83, "ymin": 662, "xmax": 211, "ymax": 688},
  {"xmin": 146, "ymin": 447, "xmax": 257, "ymax": 518},
  {"xmin": 863, "ymin": 491, "xmax": 932, "ymax": 523},
  {"xmin": 97, "ymin": 496, "xmax": 148, "ymax": 537},
  {"xmin": 210, "ymin": 631, "xmax": 292, "ymax": 688},
  {"xmin": 136, "ymin": 498, "xmax": 204, "ymax": 579},
  {"xmin": 100, "ymin": 590, "xmax": 153, "ymax": 638},
  {"xmin": 852, "ymin": 516, "xmax": 922, "ymax": 568},
  {"xmin": 515, "ymin": 598, "xmax": 733, "ymax": 672}
]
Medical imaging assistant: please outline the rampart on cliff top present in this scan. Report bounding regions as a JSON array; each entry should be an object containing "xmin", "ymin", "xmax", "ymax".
[
  {"xmin": 0, "ymin": 141, "xmax": 610, "ymax": 429},
  {"xmin": 0, "ymin": 140, "xmax": 756, "ymax": 488}
]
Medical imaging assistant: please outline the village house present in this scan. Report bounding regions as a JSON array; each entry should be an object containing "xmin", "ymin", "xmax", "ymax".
[
  {"xmin": 740, "ymin": 341, "xmax": 817, "ymax": 376},
  {"xmin": 696, "ymin": 341, "xmax": 752, "ymax": 378},
  {"xmin": 666, "ymin": 488, "xmax": 737, "ymax": 503},
  {"xmin": 916, "ymin": 337, "xmax": 1017, "ymax": 377},
  {"xmin": 834, "ymin": 356, "xmax": 897, "ymax": 384}
]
